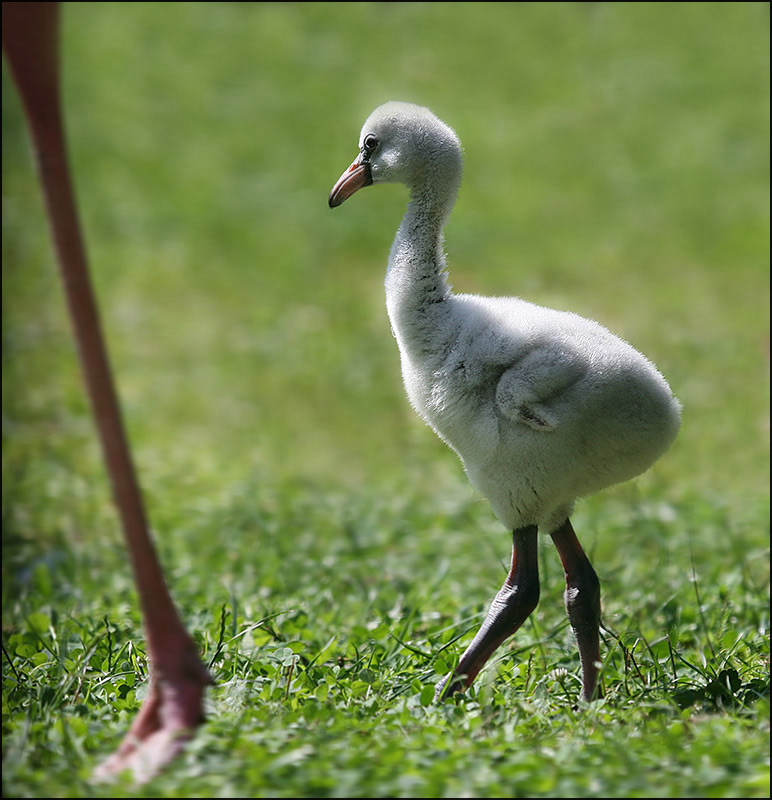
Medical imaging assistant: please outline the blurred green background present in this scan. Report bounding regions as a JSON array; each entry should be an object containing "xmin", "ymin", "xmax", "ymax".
[
  {"xmin": 1, "ymin": 2, "xmax": 769, "ymax": 795},
  {"xmin": 4, "ymin": 1, "xmax": 768, "ymax": 507}
]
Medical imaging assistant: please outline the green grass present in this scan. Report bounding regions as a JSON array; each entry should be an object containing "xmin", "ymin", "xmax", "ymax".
[{"xmin": 2, "ymin": 2, "xmax": 769, "ymax": 797}]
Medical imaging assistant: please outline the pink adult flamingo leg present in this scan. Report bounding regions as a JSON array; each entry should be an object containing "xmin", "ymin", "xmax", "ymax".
[{"xmin": 2, "ymin": 2, "xmax": 212, "ymax": 781}]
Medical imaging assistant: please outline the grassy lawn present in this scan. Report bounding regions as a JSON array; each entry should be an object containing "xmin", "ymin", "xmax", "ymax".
[{"xmin": 2, "ymin": 2, "xmax": 769, "ymax": 797}]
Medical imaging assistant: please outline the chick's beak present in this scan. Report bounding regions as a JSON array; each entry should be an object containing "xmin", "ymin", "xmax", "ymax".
[{"xmin": 328, "ymin": 155, "xmax": 373, "ymax": 208}]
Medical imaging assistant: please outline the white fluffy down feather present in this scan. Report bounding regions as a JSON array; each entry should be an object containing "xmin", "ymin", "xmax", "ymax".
[
  {"xmin": 330, "ymin": 101, "xmax": 681, "ymax": 703},
  {"xmin": 331, "ymin": 101, "xmax": 680, "ymax": 534}
]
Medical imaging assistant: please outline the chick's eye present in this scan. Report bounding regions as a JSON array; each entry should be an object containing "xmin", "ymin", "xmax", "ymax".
[{"xmin": 362, "ymin": 134, "xmax": 378, "ymax": 153}]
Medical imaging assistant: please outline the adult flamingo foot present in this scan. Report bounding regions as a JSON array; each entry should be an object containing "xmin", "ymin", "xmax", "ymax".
[{"xmin": 93, "ymin": 638, "xmax": 213, "ymax": 783}]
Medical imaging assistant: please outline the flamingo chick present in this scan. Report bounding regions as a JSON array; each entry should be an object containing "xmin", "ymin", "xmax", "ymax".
[{"xmin": 329, "ymin": 102, "xmax": 681, "ymax": 703}]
